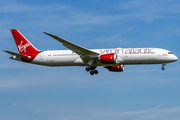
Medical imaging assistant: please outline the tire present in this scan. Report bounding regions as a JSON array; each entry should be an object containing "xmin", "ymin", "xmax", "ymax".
[
  {"xmin": 161, "ymin": 67, "xmax": 165, "ymax": 70},
  {"xmin": 86, "ymin": 67, "xmax": 90, "ymax": 72},
  {"xmin": 94, "ymin": 70, "xmax": 98, "ymax": 74},
  {"xmin": 90, "ymin": 71, "xmax": 94, "ymax": 75}
]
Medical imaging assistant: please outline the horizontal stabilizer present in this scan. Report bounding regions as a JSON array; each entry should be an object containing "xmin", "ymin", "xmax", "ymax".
[{"xmin": 3, "ymin": 50, "xmax": 28, "ymax": 58}]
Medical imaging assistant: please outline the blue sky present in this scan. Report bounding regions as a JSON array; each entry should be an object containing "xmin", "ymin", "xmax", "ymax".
[{"xmin": 0, "ymin": 0, "xmax": 180, "ymax": 120}]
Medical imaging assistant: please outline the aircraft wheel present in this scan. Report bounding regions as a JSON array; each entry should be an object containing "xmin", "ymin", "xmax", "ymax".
[
  {"xmin": 90, "ymin": 70, "xmax": 95, "ymax": 75},
  {"xmin": 94, "ymin": 70, "xmax": 98, "ymax": 74},
  {"xmin": 86, "ymin": 67, "xmax": 90, "ymax": 72},
  {"xmin": 161, "ymin": 67, "xmax": 165, "ymax": 70}
]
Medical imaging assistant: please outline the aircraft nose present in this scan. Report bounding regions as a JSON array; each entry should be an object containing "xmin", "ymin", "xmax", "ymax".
[
  {"xmin": 167, "ymin": 54, "xmax": 178, "ymax": 62},
  {"xmin": 174, "ymin": 55, "xmax": 178, "ymax": 61}
]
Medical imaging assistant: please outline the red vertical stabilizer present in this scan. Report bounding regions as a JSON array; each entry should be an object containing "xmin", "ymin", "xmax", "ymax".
[
  {"xmin": 10, "ymin": 29, "xmax": 41, "ymax": 62},
  {"xmin": 10, "ymin": 29, "xmax": 39, "ymax": 55}
]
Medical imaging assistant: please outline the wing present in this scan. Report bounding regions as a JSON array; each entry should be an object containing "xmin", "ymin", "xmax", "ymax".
[
  {"xmin": 3, "ymin": 50, "xmax": 28, "ymax": 58},
  {"xmin": 44, "ymin": 32, "xmax": 100, "ymax": 65}
]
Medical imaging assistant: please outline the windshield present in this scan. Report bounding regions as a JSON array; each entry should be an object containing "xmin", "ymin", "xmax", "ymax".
[{"xmin": 168, "ymin": 52, "xmax": 173, "ymax": 54}]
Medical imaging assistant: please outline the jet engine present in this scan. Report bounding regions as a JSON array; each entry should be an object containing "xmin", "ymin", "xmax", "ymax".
[
  {"xmin": 100, "ymin": 53, "xmax": 118, "ymax": 64},
  {"xmin": 105, "ymin": 65, "xmax": 124, "ymax": 72}
]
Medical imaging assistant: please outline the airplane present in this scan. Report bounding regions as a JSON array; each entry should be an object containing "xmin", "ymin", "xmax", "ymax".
[{"xmin": 3, "ymin": 29, "xmax": 178, "ymax": 75}]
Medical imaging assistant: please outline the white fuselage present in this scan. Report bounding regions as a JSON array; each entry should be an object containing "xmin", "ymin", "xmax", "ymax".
[
  {"xmin": 14, "ymin": 48, "xmax": 177, "ymax": 67},
  {"xmin": 6, "ymin": 29, "xmax": 178, "ymax": 75}
]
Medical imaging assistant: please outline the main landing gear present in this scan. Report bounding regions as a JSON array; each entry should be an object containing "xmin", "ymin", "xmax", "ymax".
[
  {"xmin": 85, "ymin": 66, "xmax": 98, "ymax": 75},
  {"xmin": 161, "ymin": 63, "xmax": 166, "ymax": 70}
]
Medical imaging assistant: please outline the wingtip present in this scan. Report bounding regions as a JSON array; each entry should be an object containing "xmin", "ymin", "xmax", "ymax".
[
  {"xmin": 43, "ymin": 32, "xmax": 51, "ymax": 36},
  {"xmin": 43, "ymin": 31, "xmax": 48, "ymax": 34}
]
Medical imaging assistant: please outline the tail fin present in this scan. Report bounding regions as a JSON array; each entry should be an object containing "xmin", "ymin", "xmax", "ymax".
[{"xmin": 10, "ymin": 29, "xmax": 39, "ymax": 55}]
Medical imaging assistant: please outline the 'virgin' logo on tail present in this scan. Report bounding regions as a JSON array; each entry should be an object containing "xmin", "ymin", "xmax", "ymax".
[{"xmin": 18, "ymin": 41, "xmax": 30, "ymax": 53}]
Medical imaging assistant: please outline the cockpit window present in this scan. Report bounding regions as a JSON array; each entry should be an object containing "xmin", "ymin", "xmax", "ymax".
[{"xmin": 168, "ymin": 52, "xmax": 173, "ymax": 54}]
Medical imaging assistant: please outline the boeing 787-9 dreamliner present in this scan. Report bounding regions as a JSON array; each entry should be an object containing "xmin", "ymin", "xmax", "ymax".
[{"xmin": 3, "ymin": 29, "xmax": 178, "ymax": 75}]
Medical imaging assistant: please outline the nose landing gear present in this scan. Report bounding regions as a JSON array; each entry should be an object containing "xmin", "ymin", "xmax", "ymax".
[
  {"xmin": 86, "ymin": 66, "xmax": 98, "ymax": 75},
  {"xmin": 161, "ymin": 67, "xmax": 165, "ymax": 70},
  {"xmin": 161, "ymin": 63, "xmax": 166, "ymax": 70}
]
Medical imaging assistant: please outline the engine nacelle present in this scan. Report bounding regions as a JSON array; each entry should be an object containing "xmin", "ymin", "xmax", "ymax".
[
  {"xmin": 105, "ymin": 65, "xmax": 124, "ymax": 72},
  {"xmin": 100, "ymin": 53, "xmax": 118, "ymax": 64}
]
